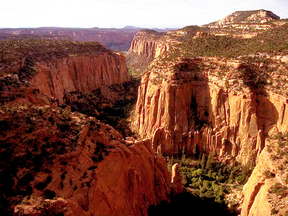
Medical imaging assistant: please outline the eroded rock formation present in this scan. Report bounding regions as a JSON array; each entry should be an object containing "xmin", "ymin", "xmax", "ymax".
[
  {"xmin": 132, "ymin": 57, "xmax": 288, "ymax": 165},
  {"xmin": 1, "ymin": 105, "xmax": 181, "ymax": 216},
  {"xmin": 0, "ymin": 40, "xmax": 130, "ymax": 104},
  {"xmin": 128, "ymin": 19, "xmax": 288, "ymax": 215},
  {"xmin": 241, "ymin": 135, "xmax": 288, "ymax": 216},
  {"xmin": 212, "ymin": 9, "xmax": 280, "ymax": 26},
  {"xmin": 31, "ymin": 53, "xmax": 130, "ymax": 103},
  {"xmin": 0, "ymin": 40, "xmax": 182, "ymax": 216},
  {"xmin": 126, "ymin": 30, "xmax": 179, "ymax": 72}
]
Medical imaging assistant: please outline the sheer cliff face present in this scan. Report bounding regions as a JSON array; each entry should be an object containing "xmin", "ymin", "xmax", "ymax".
[
  {"xmin": 128, "ymin": 31, "xmax": 161, "ymax": 60},
  {"xmin": 0, "ymin": 40, "xmax": 130, "ymax": 105},
  {"xmin": 132, "ymin": 58, "xmax": 288, "ymax": 165},
  {"xmin": 126, "ymin": 30, "xmax": 179, "ymax": 71},
  {"xmin": 2, "ymin": 52, "xmax": 130, "ymax": 104},
  {"xmin": 30, "ymin": 52, "xmax": 130, "ymax": 103}
]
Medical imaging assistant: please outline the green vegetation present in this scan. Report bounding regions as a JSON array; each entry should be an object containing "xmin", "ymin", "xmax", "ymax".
[
  {"xmin": 65, "ymin": 80, "xmax": 139, "ymax": 137},
  {"xmin": 162, "ymin": 153, "xmax": 254, "ymax": 216},
  {"xmin": 0, "ymin": 39, "xmax": 107, "ymax": 78},
  {"xmin": 269, "ymin": 183, "xmax": 288, "ymax": 197},
  {"xmin": 265, "ymin": 132, "xmax": 288, "ymax": 215},
  {"xmin": 263, "ymin": 170, "xmax": 275, "ymax": 178},
  {"xmin": 176, "ymin": 23, "xmax": 288, "ymax": 58},
  {"xmin": 267, "ymin": 132, "xmax": 288, "ymax": 162},
  {"xmin": 168, "ymin": 153, "xmax": 252, "ymax": 210},
  {"xmin": 181, "ymin": 25, "xmax": 203, "ymax": 34},
  {"xmin": 139, "ymin": 29, "xmax": 165, "ymax": 39}
]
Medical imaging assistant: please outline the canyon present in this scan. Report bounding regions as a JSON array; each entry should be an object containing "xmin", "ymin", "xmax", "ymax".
[
  {"xmin": 0, "ymin": 40, "xmax": 182, "ymax": 215},
  {"xmin": 1, "ymin": 9, "xmax": 288, "ymax": 216},
  {"xmin": 127, "ymin": 9, "xmax": 288, "ymax": 216},
  {"xmin": 132, "ymin": 57, "xmax": 288, "ymax": 165}
]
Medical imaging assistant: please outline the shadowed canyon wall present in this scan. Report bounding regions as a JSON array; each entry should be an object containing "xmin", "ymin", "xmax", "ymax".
[{"xmin": 132, "ymin": 58, "xmax": 288, "ymax": 166}]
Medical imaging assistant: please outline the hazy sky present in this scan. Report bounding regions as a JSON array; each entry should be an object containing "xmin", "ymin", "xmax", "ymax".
[{"xmin": 1, "ymin": 0, "xmax": 287, "ymax": 28}]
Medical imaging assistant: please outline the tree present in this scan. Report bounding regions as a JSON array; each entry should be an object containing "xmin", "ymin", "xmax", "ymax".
[{"xmin": 206, "ymin": 152, "xmax": 214, "ymax": 170}]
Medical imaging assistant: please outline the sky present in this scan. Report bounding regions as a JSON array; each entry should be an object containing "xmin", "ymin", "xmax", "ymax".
[{"xmin": 0, "ymin": 0, "xmax": 287, "ymax": 29}]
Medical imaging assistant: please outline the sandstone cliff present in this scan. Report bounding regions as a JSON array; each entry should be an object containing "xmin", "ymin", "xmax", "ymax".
[
  {"xmin": 0, "ymin": 105, "xmax": 182, "ymax": 216},
  {"xmin": 241, "ymin": 133, "xmax": 288, "ymax": 216},
  {"xmin": 127, "ymin": 17, "xmax": 288, "ymax": 215},
  {"xmin": 204, "ymin": 10, "xmax": 288, "ymax": 38},
  {"xmin": 126, "ymin": 30, "xmax": 180, "ymax": 74},
  {"xmin": 31, "ymin": 53, "xmax": 129, "ymax": 103},
  {"xmin": 0, "ymin": 40, "xmax": 130, "ymax": 104},
  {"xmin": 0, "ymin": 39, "xmax": 183, "ymax": 216},
  {"xmin": 132, "ymin": 57, "xmax": 288, "ymax": 165}
]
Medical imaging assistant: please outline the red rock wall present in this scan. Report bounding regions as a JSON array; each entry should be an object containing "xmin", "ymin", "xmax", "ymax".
[
  {"xmin": 132, "ymin": 60, "xmax": 288, "ymax": 165},
  {"xmin": 30, "ymin": 52, "xmax": 130, "ymax": 103},
  {"xmin": 241, "ymin": 141, "xmax": 288, "ymax": 216},
  {"xmin": 14, "ymin": 121, "xmax": 182, "ymax": 216},
  {"xmin": 127, "ymin": 31, "xmax": 176, "ymax": 63}
]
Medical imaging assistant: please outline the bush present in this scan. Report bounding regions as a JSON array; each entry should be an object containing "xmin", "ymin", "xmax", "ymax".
[
  {"xmin": 269, "ymin": 183, "xmax": 288, "ymax": 197},
  {"xmin": 263, "ymin": 170, "xmax": 275, "ymax": 178},
  {"xmin": 176, "ymin": 154, "xmax": 253, "ymax": 206}
]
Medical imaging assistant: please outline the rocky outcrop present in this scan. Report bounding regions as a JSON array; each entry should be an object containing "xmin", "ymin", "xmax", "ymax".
[
  {"xmin": 241, "ymin": 136, "xmax": 288, "ymax": 216},
  {"xmin": 132, "ymin": 57, "xmax": 288, "ymax": 165},
  {"xmin": 126, "ymin": 30, "xmax": 179, "ymax": 72},
  {"xmin": 208, "ymin": 10, "xmax": 280, "ymax": 26},
  {"xmin": 127, "ymin": 30, "xmax": 164, "ymax": 60},
  {"xmin": 0, "ymin": 38, "xmax": 183, "ymax": 216},
  {"xmin": 31, "ymin": 52, "xmax": 130, "ymax": 103},
  {"xmin": 204, "ymin": 10, "xmax": 284, "ymax": 38},
  {"xmin": 171, "ymin": 163, "xmax": 183, "ymax": 194},
  {"xmin": 1, "ymin": 51, "xmax": 130, "ymax": 105},
  {"xmin": 0, "ymin": 106, "xmax": 181, "ymax": 216}
]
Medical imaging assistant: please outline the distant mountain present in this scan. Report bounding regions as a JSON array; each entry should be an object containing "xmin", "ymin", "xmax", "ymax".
[
  {"xmin": 123, "ymin": 26, "xmax": 142, "ymax": 30},
  {"xmin": 0, "ymin": 27, "xmax": 176, "ymax": 51}
]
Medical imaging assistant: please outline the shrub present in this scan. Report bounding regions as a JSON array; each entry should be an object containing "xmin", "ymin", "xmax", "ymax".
[
  {"xmin": 263, "ymin": 170, "xmax": 275, "ymax": 178},
  {"xmin": 269, "ymin": 183, "xmax": 288, "ymax": 197}
]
